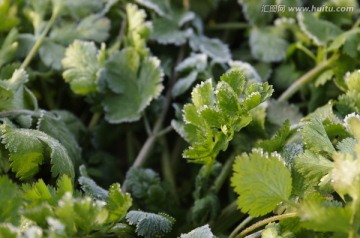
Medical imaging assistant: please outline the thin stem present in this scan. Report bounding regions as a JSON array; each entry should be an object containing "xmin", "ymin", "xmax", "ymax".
[
  {"xmin": 21, "ymin": 8, "xmax": 60, "ymax": 69},
  {"xmin": 278, "ymin": 54, "xmax": 338, "ymax": 102},
  {"xmin": 0, "ymin": 109, "xmax": 40, "ymax": 118},
  {"xmin": 143, "ymin": 113, "xmax": 152, "ymax": 136},
  {"xmin": 183, "ymin": 0, "xmax": 190, "ymax": 10},
  {"xmin": 213, "ymin": 155, "xmax": 234, "ymax": 193},
  {"xmin": 349, "ymin": 197, "xmax": 360, "ymax": 238},
  {"xmin": 295, "ymin": 43, "xmax": 316, "ymax": 61},
  {"xmin": 207, "ymin": 22, "xmax": 249, "ymax": 30},
  {"xmin": 88, "ymin": 112, "xmax": 102, "ymax": 130},
  {"xmin": 235, "ymin": 213, "xmax": 298, "ymax": 238},
  {"xmin": 118, "ymin": 18, "xmax": 127, "ymax": 47},
  {"xmin": 130, "ymin": 46, "xmax": 185, "ymax": 169},
  {"xmin": 160, "ymin": 138, "xmax": 180, "ymax": 205},
  {"xmin": 352, "ymin": 18, "xmax": 360, "ymax": 29},
  {"xmin": 229, "ymin": 216, "xmax": 254, "ymax": 238},
  {"xmin": 156, "ymin": 125, "xmax": 173, "ymax": 138}
]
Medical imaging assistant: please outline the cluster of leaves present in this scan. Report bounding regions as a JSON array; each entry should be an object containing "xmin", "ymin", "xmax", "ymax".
[{"xmin": 1, "ymin": 0, "xmax": 360, "ymax": 237}]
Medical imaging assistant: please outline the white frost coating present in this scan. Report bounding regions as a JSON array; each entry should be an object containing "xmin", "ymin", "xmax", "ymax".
[
  {"xmin": 191, "ymin": 79, "xmax": 213, "ymax": 102},
  {"xmin": 228, "ymin": 60, "xmax": 261, "ymax": 82},
  {"xmin": 180, "ymin": 224, "xmax": 215, "ymax": 238},
  {"xmin": 297, "ymin": 13, "xmax": 322, "ymax": 46},
  {"xmin": 135, "ymin": 0, "xmax": 166, "ymax": 16},
  {"xmin": 274, "ymin": 17, "xmax": 295, "ymax": 27},
  {"xmin": 47, "ymin": 217, "xmax": 65, "ymax": 232},
  {"xmin": 344, "ymin": 113, "xmax": 360, "ymax": 129},
  {"xmin": 175, "ymin": 54, "xmax": 208, "ymax": 72},
  {"xmin": 246, "ymin": 91, "xmax": 260, "ymax": 99}
]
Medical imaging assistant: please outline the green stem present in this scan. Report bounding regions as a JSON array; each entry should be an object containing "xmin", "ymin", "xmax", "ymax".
[
  {"xmin": 130, "ymin": 46, "xmax": 185, "ymax": 169},
  {"xmin": 235, "ymin": 213, "xmax": 298, "ymax": 238},
  {"xmin": 88, "ymin": 112, "xmax": 102, "ymax": 130},
  {"xmin": 160, "ymin": 138, "xmax": 180, "ymax": 205},
  {"xmin": 295, "ymin": 43, "xmax": 316, "ymax": 61},
  {"xmin": 156, "ymin": 125, "xmax": 173, "ymax": 138},
  {"xmin": 183, "ymin": 0, "xmax": 190, "ymax": 10},
  {"xmin": 0, "ymin": 109, "xmax": 40, "ymax": 118},
  {"xmin": 352, "ymin": 18, "xmax": 360, "ymax": 29},
  {"xmin": 278, "ymin": 54, "xmax": 338, "ymax": 102},
  {"xmin": 213, "ymin": 155, "xmax": 235, "ymax": 193},
  {"xmin": 349, "ymin": 197, "xmax": 360, "ymax": 238},
  {"xmin": 207, "ymin": 22, "xmax": 249, "ymax": 30},
  {"xmin": 229, "ymin": 216, "xmax": 253, "ymax": 238},
  {"xmin": 20, "ymin": 8, "xmax": 60, "ymax": 69}
]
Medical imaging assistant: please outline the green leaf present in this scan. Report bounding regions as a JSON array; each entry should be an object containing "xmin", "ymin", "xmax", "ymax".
[
  {"xmin": 0, "ymin": 28, "xmax": 18, "ymax": 68},
  {"xmin": 172, "ymin": 71, "xmax": 198, "ymax": 98},
  {"xmin": 231, "ymin": 149, "xmax": 292, "ymax": 216},
  {"xmin": 0, "ymin": 224, "xmax": 20, "ymax": 238},
  {"xmin": 56, "ymin": 175, "xmax": 73, "ymax": 199},
  {"xmin": 62, "ymin": 0, "xmax": 103, "ymax": 18},
  {"xmin": 180, "ymin": 224, "xmax": 215, "ymax": 238},
  {"xmin": 329, "ymin": 29, "xmax": 360, "ymax": 59},
  {"xmin": 216, "ymin": 82, "xmax": 239, "ymax": 116},
  {"xmin": 190, "ymin": 35, "xmax": 231, "ymax": 63},
  {"xmin": 126, "ymin": 4, "xmax": 152, "ymax": 54},
  {"xmin": 123, "ymin": 168, "xmax": 167, "ymax": 210},
  {"xmin": 250, "ymin": 27, "xmax": 288, "ymax": 63},
  {"xmin": 302, "ymin": 118, "xmax": 336, "ymax": 155},
  {"xmin": 298, "ymin": 198, "xmax": 351, "ymax": 233},
  {"xmin": 228, "ymin": 61, "xmax": 261, "ymax": 83},
  {"xmin": 336, "ymin": 137, "xmax": 356, "ymax": 156},
  {"xmin": 294, "ymin": 150, "xmax": 333, "ymax": 185},
  {"xmin": 331, "ymin": 151, "xmax": 360, "ymax": 198},
  {"xmin": 104, "ymin": 46, "xmax": 140, "ymax": 94},
  {"xmin": 262, "ymin": 222, "xmax": 295, "ymax": 238},
  {"xmin": 181, "ymin": 71, "xmax": 272, "ymax": 164},
  {"xmin": 106, "ymin": 183, "xmax": 132, "ymax": 223},
  {"xmin": 135, "ymin": 0, "xmax": 170, "ymax": 16},
  {"xmin": 0, "ymin": 176, "xmax": 22, "ymax": 223},
  {"xmin": 237, "ymin": 0, "xmax": 274, "ymax": 26},
  {"xmin": 126, "ymin": 211, "xmax": 175, "ymax": 238},
  {"xmin": 175, "ymin": 54, "xmax": 207, "ymax": 73},
  {"xmin": 314, "ymin": 69, "xmax": 334, "ymax": 87},
  {"xmin": 54, "ymin": 193, "xmax": 109, "ymax": 235},
  {"xmin": 103, "ymin": 48, "xmax": 164, "ymax": 123},
  {"xmin": 74, "ymin": 15, "xmax": 110, "ymax": 42},
  {"xmin": 298, "ymin": 12, "xmax": 342, "ymax": 46},
  {"xmin": 62, "ymin": 40, "xmax": 103, "ymax": 95},
  {"xmin": 78, "ymin": 167, "xmax": 109, "ymax": 201},
  {"xmin": 39, "ymin": 40, "xmax": 65, "ymax": 70},
  {"xmin": 49, "ymin": 15, "xmax": 110, "ymax": 45},
  {"xmin": 191, "ymin": 79, "xmax": 214, "ymax": 110},
  {"xmin": 0, "ymin": 124, "xmax": 74, "ymax": 180},
  {"xmin": 191, "ymin": 193, "xmax": 220, "ymax": 223},
  {"xmin": 220, "ymin": 70, "xmax": 245, "ymax": 97},
  {"xmin": 267, "ymin": 100, "xmax": 302, "ymax": 126},
  {"xmin": 151, "ymin": 10, "xmax": 194, "ymax": 46},
  {"xmin": 273, "ymin": 63, "xmax": 302, "ymax": 90},
  {"xmin": 258, "ymin": 120, "xmax": 292, "ymax": 152},
  {"xmin": 22, "ymin": 179, "xmax": 53, "ymax": 204},
  {"xmin": 0, "ymin": 69, "xmax": 37, "ymax": 111},
  {"xmin": 0, "ymin": 15, "xmax": 19, "ymax": 33},
  {"xmin": 37, "ymin": 111, "xmax": 82, "ymax": 164},
  {"xmin": 344, "ymin": 70, "xmax": 360, "ymax": 92}
]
